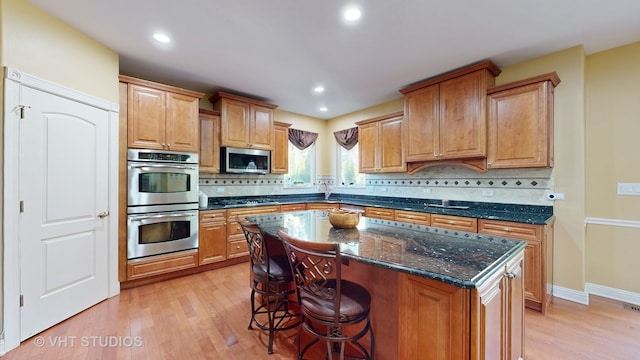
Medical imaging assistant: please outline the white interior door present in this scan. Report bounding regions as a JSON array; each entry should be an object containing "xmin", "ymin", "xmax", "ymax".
[{"xmin": 18, "ymin": 85, "xmax": 110, "ymax": 340}]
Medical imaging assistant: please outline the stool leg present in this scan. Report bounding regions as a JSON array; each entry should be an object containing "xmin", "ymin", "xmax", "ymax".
[{"xmin": 248, "ymin": 285, "xmax": 256, "ymax": 330}]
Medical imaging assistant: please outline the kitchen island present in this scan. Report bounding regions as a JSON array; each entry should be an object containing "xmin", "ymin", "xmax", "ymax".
[{"xmin": 248, "ymin": 210, "xmax": 527, "ymax": 360}]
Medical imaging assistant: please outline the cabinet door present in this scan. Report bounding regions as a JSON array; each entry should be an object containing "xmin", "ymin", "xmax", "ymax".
[
  {"xmin": 487, "ymin": 81, "xmax": 553, "ymax": 169},
  {"xmin": 220, "ymin": 98, "xmax": 250, "ymax": 148},
  {"xmin": 398, "ymin": 274, "xmax": 468, "ymax": 360},
  {"xmin": 199, "ymin": 220, "xmax": 227, "ymax": 265},
  {"xmin": 165, "ymin": 92, "xmax": 200, "ymax": 152},
  {"xmin": 439, "ymin": 71, "xmax": 486, "ymax": 159},
  {"xmin": 403, "ymin": 84, "xmax": 439, "ymax": 162},
  {"xmin": 127, "ymin": 84, "xmax": 166, "ymax": 150},
  {"xmin": 199, "ymin": 111, "xmax": 221, "ymax": 173},
  {"xmin": 379, "ymin": 116, "xmax": 406, "ymax": 172},
  {"xmin": 505, "ymin": 255, "xmax": 524, "ymax": 360},
  {"xmin": 358, "ymin": 121, "xmax": 378, "ymax": 173},
  {"xmin": 250, "ymin": 104, "xmax": 274, "ymax": 150},
  {"xmin": 477, "ymin": 271, "xmax": 504, "ymax": 360},
  {"xmin": 271, "ymin": 122, "xmax": 290, "ymax": 174}
]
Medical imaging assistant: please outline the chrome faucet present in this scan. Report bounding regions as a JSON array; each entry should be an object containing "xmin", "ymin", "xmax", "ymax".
[{"xmin": 319, "ymin": 182, "xmax": 331, "ymax": 200}]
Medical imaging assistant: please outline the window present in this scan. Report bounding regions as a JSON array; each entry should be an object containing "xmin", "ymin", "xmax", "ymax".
[
  {"xmin": 337, "ymin": 143, "xmax": 365, "ymax": 186},
  {"xmin": 285, "ymin": 141, "xmax": 315, "ymax": 186}
]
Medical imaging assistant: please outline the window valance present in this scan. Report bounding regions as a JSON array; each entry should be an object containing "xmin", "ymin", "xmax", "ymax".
[
  {"xmin": 288, "ymin": 128, "xmax": 318, "ymax": 150},
  {"xmin": 333, "ymin": 127, "xmax": 359, "ymax": 150}
]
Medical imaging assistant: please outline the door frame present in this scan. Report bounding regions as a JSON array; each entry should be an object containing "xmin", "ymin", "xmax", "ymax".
[{"xmin": 2, "ymin": 67, "xmax": 120, "ymax": 353}]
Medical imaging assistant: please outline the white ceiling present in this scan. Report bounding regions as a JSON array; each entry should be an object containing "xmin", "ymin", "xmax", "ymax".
[{"xmin": 29, "ymin": 0, "xmax": 640, "ymax": 119}]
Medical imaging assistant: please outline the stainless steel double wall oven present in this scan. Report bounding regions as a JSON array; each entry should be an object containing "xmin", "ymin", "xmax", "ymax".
[{"xmin": 127, "ymin": 149, "xmax": 199, "ymax": 259}]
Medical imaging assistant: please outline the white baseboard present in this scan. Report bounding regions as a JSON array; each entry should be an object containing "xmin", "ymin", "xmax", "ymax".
[
  {"xmin": 552, "ymin": 285, "xmax": 589, "ymax": 305},
  {"xmin": 552, "ymin": 283, "xmax": 640, "ymax": 306},
  {"xmin": 586, "ymin": 283, "xmax": 640, "ymax": 305}
]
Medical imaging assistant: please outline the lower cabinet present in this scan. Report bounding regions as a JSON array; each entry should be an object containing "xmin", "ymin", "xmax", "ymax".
[
  {"xmin": 198, "ymin": 210, "xmax": 227, "ymax": 265},
  {"xmin": 126, "ymin": 250, "xmax": 198, "ymax": 281},
  {"xmin": 280, "ymin": 203, "xmax": 307, "ymax": 212},
  {"xmin": 226, "ymin": 206, "xmax": 280, "ymax": 259},
  {"xmin": 473, "ymin": 250, "xmax": 524, "ymax": 360},
  {"xmin": 306, "ymin": 202, "xmax": 340, "ymax": 210},
  {"xmin": 364, "ymin": 207, "xmax": 395, "ymax": 220},
  {"xmin": 396, "ymin": 248, "xmax": 525, "ymax": 360},
  {"xmin": 478, "ymin": 218, "xmax": 554, "ymax": 314},
  {"xmin": 431, "ymin": 214, "xmax": 478, "ymax": 232}
]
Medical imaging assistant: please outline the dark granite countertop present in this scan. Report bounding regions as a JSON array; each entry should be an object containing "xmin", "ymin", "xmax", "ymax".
[
  {"xmin": 247, "ymin": 210, "xmax": 526, "ymax": 289},
  {"xmin": 202, "ymin": 193, "xmax": 554, "ymax": 225}
]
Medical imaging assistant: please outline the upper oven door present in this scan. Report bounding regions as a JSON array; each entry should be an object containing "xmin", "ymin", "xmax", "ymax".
[{"xmin": 128, "ymin": 161, "xmax": 198, "ymax": 206}]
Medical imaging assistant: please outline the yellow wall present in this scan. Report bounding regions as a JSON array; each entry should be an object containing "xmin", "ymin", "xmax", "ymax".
[
  {"xmin": 1, "ymin": 0, "xmax": 119, "ymax": 102},
  {"xmin": 584, "ymin": 42, "xmax": 640, "ymax": 293}
]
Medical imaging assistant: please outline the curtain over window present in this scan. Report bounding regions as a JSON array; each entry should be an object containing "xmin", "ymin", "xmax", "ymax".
[
  {"xmin": 288, "ymin": 128, "xmax": 318, "ymax": 150},
  {"xmin": 333, "ymin": 127, "xmax": 358, "ymax": 150}
]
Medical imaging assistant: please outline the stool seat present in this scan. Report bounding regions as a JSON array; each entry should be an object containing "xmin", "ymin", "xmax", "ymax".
[
  {"xmin": 252, "ymin": 255, "xmax": 292, "ymax": 283},
  {"xmin": 300, "ymin": 279, "xmax": 371, "ymax": 323}
]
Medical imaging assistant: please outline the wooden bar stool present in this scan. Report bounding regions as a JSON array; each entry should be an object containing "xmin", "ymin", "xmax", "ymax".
[
  {"xmin": 240, "ymin": 221, "xmax": 300, "ymax": 354},
  {"xmin": 278, "ymin": 230, "xmax": 374, "ymax": 360}
]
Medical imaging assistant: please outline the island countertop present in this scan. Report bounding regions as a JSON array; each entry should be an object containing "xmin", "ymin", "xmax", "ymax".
[{"xmin": 247, "ymin": 210, "xmax": 526, "ymax": 289}]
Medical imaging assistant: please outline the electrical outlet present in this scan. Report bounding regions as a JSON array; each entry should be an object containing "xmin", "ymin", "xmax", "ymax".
[
  {"xmin": 423, "ymin": 188, "xmax": 432, "ymax": 194},
  {"xmin": 216, "ymin": 187, "xmax": 225, "ymax": 193},
  {"xmin": 617, "ymin": 183, "xmax": 640, "ymax": 195},
  {"xmin": 482, "ymin": 190, "xmax": 494, "ymax": 197}
]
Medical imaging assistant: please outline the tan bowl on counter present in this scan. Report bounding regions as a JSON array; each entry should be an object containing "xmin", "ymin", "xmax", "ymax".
[{"xmin": 328, "ymin": 209, "xmax": 361, "ymax": 229}]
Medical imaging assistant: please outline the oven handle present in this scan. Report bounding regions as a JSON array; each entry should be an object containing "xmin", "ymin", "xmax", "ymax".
[
  {"xmin": 129, "ymin": 164, "xmax": 198, "ymax": 171},
  {"xmin": 129, "ymin": 212, "xmax": 198, "ymax": 221}
]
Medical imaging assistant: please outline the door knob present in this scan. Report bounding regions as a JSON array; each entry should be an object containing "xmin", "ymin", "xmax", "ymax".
[{"xmin": 98, "ymin": 211, "xmax": 110, "ymax": 218}]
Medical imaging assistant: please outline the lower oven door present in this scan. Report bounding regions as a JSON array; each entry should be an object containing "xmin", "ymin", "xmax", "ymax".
[{"xmin": 127, "ymin": 209, "xmax": 199, "ymax": 260}]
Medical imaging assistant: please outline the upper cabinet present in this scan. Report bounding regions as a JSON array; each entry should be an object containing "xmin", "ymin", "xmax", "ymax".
[
  {"xmin": 120, "ymin": 75, "xmax": 204, "ymax": 153},
  {"xmin": 400, "ymin": 61, "xmax": 501, "ymax": 172},
  {"xmin": 356, "ymin": 111, "xmax": 406, "ymax": 173},
  {"xmin": 210, "ymin": 91, "xmax": 277, "ymax": 151},
  {"xmin": 271, "ymin": 121, "xmax": 291, "ymax": 174},
  {"xmin": 486, "ymin": 72, "xmax": 560, "ymax": 169},
  {"xmin": 199, "ymin": 109, "xmax": 221, "ymax": 173}
]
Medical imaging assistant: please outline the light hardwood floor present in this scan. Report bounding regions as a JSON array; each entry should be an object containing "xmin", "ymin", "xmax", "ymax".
[{"xmin": 4, "ymin": 262, "xmax": 640, "ymax": 359}]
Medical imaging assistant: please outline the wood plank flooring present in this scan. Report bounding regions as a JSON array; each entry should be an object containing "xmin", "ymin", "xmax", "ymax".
[{"xmin": 4, "ymin": 262, "xmax": 640, "ymax": 359}]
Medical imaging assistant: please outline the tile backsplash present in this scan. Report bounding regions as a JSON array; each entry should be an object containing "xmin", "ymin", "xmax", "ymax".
[{"xmin": 199, "ymin": 166, "xmax": 554, "ymax": 206}]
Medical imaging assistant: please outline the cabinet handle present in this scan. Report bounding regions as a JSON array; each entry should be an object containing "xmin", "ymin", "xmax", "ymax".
[
  {"xmin": 167, "ymin": 143, "xmax": 171, "ymax": 149},
  {"xmin": 504, "ymin": 227, "xmax": 510, "ymax": 232},
  {"xmin": 504, "ymin": 272, "xmax": 516, "ymax": 279},
  {"xmin": 236, "ymin": 245, "xmax": 241, "ymax": 249},
  {"xmin": 449, "ymin": 220, "xmax": 454, "ymax": 224}
]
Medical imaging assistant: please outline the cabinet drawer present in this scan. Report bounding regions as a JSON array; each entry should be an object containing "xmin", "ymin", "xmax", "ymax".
[
  {"xmin": 395, "ymin": 210, "xmax": 431, "ymax": 226},
  {"xmin": 127, "ymin": 250, "xmax": 198, "ymax": 280},
  {"xmin": 431, "ymin": 214, "xmax": 478, "ymax": 232},
  {"xmin": 478, "ymin": 219, "xmax": 541, "ymax": 241},
  {"xmin": 227, "ymin": 237, "xmax": 249, "ymax": 258},
  {"xmin": 227, "ymin": 221, "xmax": 244, "ymax": 236},
  {"xmin": 365, "ymin": 207, "xmax": 395, "ymax": 220},
  {"xmin": 280, "ymin": 203, "xmax": 307, "ymax": 212},
  {"xmin": 306, "ymin": 202, "xmax": 340, "ymax": 210},
  {"xmin": 199, "ymin": 210, "xmax": 226, "ymax": 222},
  {"xmin": 226, "ymin": 206, "xmax": 280, "ymax": 221}
]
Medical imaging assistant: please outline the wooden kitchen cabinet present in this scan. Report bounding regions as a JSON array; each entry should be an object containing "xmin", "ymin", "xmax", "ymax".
[
  {"xmin": 400, "ymin": 61, "xmax": 501, "ymax": 173},
  {"xmin": 472, "ymin": 249, "xmax": 524, "ymax": 360},
  {"xmin": 431, "ymin": 214, "xmax": 478, "ymax": 232},
  {"xmin": 226, "ymin": 206, "xmax": 280, "ymax": 259},
  {"xmin": 126, "ymin": 250, "xmax": 198, "ymax": 281},
  {"xmin": 478, "ymin": 218, "xmax": 554, "ymax": 314},
  {"xmin": 210, "ymin": 91, "xmax": 277, "ymax": 150},
  {"xmin": 487, "ymin": 72, "xmax": 560, "ymax": 169},
  {"xmin": 271, "ymin": 121, "xmax": 291, "ymax": 174},
  {"xmin": 364, "ymin": 207, "xmax": 395, "ymax": 220},
  {"xmin": 280, "ymin": 203, "xmax": 307, "ymax": 212},
  {"xmin": 357, "ymin": 111, "xmax": 406, "ymax": 173},
  {"xmin": 394, "ymin": 210, "xmax": 431, "ymax": 226},
  {"xmin": 198, "ymin": 210, "xmax": 227, "ymax": 265},
  {"xmin": 306, "ymin": 202, "xmax": 340, "ymax": 210},
  {"xmin": 121, "ymin": 75, "xmax": 204, "ymax": 152},
  {"xmin": 199, "ymin": 109, "xmax": 221, "ymax": 173}
]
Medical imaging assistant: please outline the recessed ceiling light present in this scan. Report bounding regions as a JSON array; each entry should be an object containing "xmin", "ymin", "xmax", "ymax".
[
  {"xmin": 153, "ymin": 33, "xmax": 171, "ymax": 43},
  {"xmin": 320, "ymin": 107, "xmax": 328, "ymax": 112},
  {"xmin": 314, "ymin": 86, "xmax": 325, "ymax": 93},
  {"xmin": 344, "ymin": 8, "xmax": 361, "ymax": 21}
]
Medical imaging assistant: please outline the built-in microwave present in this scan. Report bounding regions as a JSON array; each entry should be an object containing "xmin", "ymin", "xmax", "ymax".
[{"xmin": 221, "ymin": 147, "xmax": 271, "ymax": 174}]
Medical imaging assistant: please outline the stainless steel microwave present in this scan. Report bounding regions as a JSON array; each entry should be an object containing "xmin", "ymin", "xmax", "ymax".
[{"xmin": 221, "ymin": 147, "xmax": 271, "ymax": 174}]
